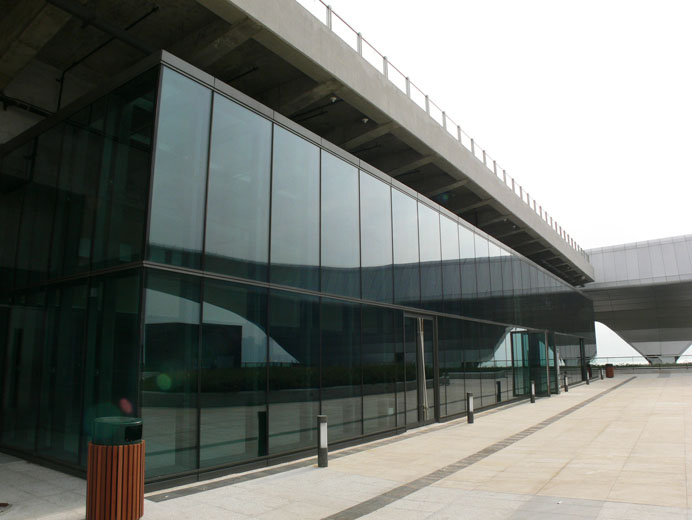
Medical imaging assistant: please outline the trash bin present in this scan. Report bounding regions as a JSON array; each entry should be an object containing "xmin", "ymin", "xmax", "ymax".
[
  {"xmin": 605, "ymin": 364, "xmax": 615, "ymax": 378},
  {"xmin": 86, "ymin": 417, "xmax": 144, "ymax": 520}
]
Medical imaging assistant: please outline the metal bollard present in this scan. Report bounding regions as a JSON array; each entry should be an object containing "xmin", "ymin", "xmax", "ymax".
[
  {"xmin": 530, "ymin": 380, "xmax": 536, "ymax": 403},
  {"xmin": 317, "ymin": 415, "xmax": 328, "ymax": 468},
  {"xmin": 496, "ymin": 381, "xmax": 502, "ymax": 403},
  {"xmin": 564, "ymin": 373, "xmax": 569, "ymax": 392},
  {"xmin": 586, "ymin": 371, "xmax": 590, "ymax": 385},
  {"xmin": 467, "ymin": 393, "xmax": 474, "ymax": 424},
  {"xmin": 600, "ymin": 368, "xmax": 604, "ymax": 380}
]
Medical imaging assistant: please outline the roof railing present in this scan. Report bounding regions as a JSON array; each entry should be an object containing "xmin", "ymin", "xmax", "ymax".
[{"xmin": 295, "ymin": 0, "xmax": 589, "ymax": 260}]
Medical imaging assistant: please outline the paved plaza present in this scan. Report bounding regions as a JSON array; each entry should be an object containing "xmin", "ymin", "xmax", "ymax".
[{"xmin": 3, "ymin": 373, "xmax": 692, "ymax": 519}]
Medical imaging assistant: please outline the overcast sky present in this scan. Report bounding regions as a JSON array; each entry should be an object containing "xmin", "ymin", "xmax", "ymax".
[{"xmin": 312, "ymin": 0, "xmax": 692, "ymax": 358}]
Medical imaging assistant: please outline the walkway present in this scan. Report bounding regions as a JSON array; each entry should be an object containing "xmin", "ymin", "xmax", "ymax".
[{"xmin": 2, "ymin": 373, "xmax": 692, "ymax": 519}]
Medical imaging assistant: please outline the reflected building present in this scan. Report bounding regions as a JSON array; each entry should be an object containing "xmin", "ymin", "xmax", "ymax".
[{"xmin": 0, "ymin": 53, "xmax": 596, "ymax": 485}]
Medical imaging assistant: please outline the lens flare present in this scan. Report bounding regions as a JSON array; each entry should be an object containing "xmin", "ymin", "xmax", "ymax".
[{"xmin": 156, "ymin": 373, "xmax": 172, "ymax": 391}]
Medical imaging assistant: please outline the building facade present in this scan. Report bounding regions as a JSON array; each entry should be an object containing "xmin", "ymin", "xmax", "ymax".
[{"xmin": 0, "ymin": 53, "xmax": 595, "ymax": 485}]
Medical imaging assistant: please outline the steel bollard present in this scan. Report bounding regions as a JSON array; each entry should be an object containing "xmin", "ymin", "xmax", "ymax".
[
  {"xmin": 564, "ymin": 373, "xmax": 569, "ymax": 392},
  {"xmin": 530, "ymin": 380, "xmax": 536, "ymax": 404},
  {"xmin": 467, "ymin": 393, "xmax": 474, "ymax": 424},
  {"xmin": 586, "ymin": 371, "xmax": 590, "ymax": 385},
  {"xmin": 317, "ymin": 415, "xmax": 328, "ymax": 468},
  {"xmin": 600, "ymin": 368, "xmax": 604, "ymax": 380},
  {"xmin": 496, "ymin": 381, "xmax": 502, "ymax": 403}
]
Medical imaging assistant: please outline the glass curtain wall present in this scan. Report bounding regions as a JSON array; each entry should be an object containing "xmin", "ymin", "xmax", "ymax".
[{"xmin": 1, "ymin": 60, "xmax": 594, "ymax": 481}]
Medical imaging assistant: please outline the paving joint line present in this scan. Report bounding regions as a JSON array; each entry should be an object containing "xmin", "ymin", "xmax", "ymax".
[{"xmin": 322, "ymin": 376, "xmax": 636, "ymax": 520}]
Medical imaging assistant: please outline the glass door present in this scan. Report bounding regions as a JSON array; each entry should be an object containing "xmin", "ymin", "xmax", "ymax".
[{"xmin": 403, "ymin": 315, "xmax": 437, "ymax": 427}]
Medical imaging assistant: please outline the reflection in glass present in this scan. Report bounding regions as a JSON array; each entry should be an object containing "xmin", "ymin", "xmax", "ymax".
[
  {"xmin": 149, "ymin": 67, "xmax": 211, "ymax": 268},
  {"xmin": 206, "ymin": 94, "xmax": 271, "ymax": 281},
  {"xmin": 268, "ymin": 290, "xmax": 319, "ymax": 453},
  {"xmin": 360, "ymin": 172, "xmax": 393, "ymax": 302},
  {"xmin": 270, "ymin": 127, "xmax": 320, "ymax": 290},
  {"xmin": 321, "ymin": 152, "xmax": 360, "ymax": 297},
  {"xmin": 418, "ymin": 203, "xmax": 442, "ymax": 312},
  {"xmin": 201, "ymin": 280, "xmax": 267, "ymax": 466},
  {"xmin": 392, "ymin": 190, "xmax": 420, "ymax": 306},
  {"xmin": 82, "ymin": 271, "xmax": 141, "ymax": 467},
  {"xmin": 321, "ymin": 298, "xmax": 361, "ymax": 442},
  {"xmin": 362, "ymin": 305, "xmax": 396, "ymax": 433},
  {"xmin": 142, "ymin": 271, "xmax": 200, "ymax": 477},
  {"xmin": 440, "ymin": 217, "xmax": 461, "ymax": 316}
]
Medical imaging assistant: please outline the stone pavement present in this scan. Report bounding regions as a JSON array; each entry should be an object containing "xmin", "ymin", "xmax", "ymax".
[{"xmin": 3, "ymin": 373, "xmax": 692, "ymax": 519}]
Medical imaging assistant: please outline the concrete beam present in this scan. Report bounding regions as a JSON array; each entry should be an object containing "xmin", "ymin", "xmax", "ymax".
[
  {"xmin": 424, "ymin": 179, "xmax": 469, "ymax": 198},
  {"xmin": 282, "ymin": 78, "xmax": 342, "ymax": 117},
  {"xmin": 168, "ymin": 17, "xmax": 261, "ymax": 70},
  {"xmin": 341, "ymin": 121, "xmax": 398, "ymax": 151},
  {"xmin": 494, "ymin": 228, "xmax": 526, "ymax": 240},
  {"xmin": 478, "ymin": 214, "xmax": 510, "ymax": 228},
  {"xmin": 387, "ymin": 155, "xmax": 434, "ymax": 177},
  {"xmin": 455, "ymin": 198, "xmax": 493, "ymax": 214},
  {"xmin": 0, "ymin": 0, "xmax": 72, "ymax": 89}
]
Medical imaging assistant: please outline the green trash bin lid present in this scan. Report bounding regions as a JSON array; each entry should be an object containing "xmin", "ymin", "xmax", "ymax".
[{"xmin": 93, "ymin": 417, "xmax": 143, "ymax": 446}]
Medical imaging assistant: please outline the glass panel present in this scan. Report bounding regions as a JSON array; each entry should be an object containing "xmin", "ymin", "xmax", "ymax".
[
  {"xmin": 93, "ymin": 69, "xmax": 157, "ymax": 269},
  {"xmin": 142, "ymin": 270, "xmax": 200, "ymax": 477},
  {"xmin": 321, "ymin": 152, "xmax": 360, "ymax": 297},
  {"xmin": 49, "ymin": 106, "xmax": 104, "ymax": 278},
  {"xmin": 362, "ymin": 305, "xmax": 396, "ymax": 433},
  {"xmin": 149, "ymin": 67, "xmax": 211, "ymax": 269},
  {"xmin": 404, "ymin": 316, "xmax": 418, "ymax": 425},
  {"xmin": 270, "ymin": 126, "xmax": 320, "ymax": 290},
  {"xmin": 321, "ymin": 298, "xmax": 361, "ymax": 442},
  {"xmin": 392, "ymin": 190, "xmax": 419, "ymax": 306},
  {"xmin": 201, "ymin": 279, "xmax": 267, "ymax": 467},
  {"xmin": 459, "ymin": 225, "xmax": 477, "ymax": 306},
  {"xmin": 440, "ymin": 217, "xmax": 461, "ymax": 316},
  {"xmin": 36, "ymin": 283, "xmax": 87, "ymax": 464},
  {"xmin": 1, "ymin": 292, "xmax": 45, "ymax": 452},
  {"xmin": 82, "ymin": 270, "xmax": 141, "ymax": 467},
  {"xmin": 14, "ymin": 127, "xmax": 62, "ymax": 288},
  {"xmin": 267, "ymin": 290, "xmax": 319, "ymax": 454},
  {"xmin": 418, "ymin": 203, "xmax": 442, "ymax": 312},
  {"xmin": 439, "ymin": 317, "xmax": 465, "ymax": 416},
  {"xmin": 0, "ymin": 187, "xmax": 23, "ymax": 299},
  {"xmin": 205, "ymin": 94, "xmax": 271, "ymax": 281},
  {"xmin": 360, "ymin": 172, "xmax": 393, "ymax": 302}
]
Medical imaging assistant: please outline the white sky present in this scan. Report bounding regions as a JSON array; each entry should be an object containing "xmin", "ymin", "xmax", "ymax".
[{"xmin": 322, "ymin": 0, "xmax": 692, "ymax": 358}]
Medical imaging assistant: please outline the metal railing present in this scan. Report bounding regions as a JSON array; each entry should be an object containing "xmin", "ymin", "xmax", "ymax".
[
  {"xmin": 295, "ymin": 0, "xmax": 588, "ymax": 260},
  {"xmin": 591, "ymin": 355, "xmax": 692, "ymax": 366}
]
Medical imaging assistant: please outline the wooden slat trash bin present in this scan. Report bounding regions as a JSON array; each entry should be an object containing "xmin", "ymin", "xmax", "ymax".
[{"xmin": 87, "ymin": 417, "xmax": 145, "ymax": 520}]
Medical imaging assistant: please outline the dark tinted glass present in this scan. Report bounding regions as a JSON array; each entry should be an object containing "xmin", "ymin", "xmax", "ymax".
[
  {"xmin": 142, "ymin": 270, "xmax": 200, "ymax": 477},
  {"xmin": 14, "ymin": 127, "xmax": 62, "ymax": 288},
  {"xmin": 392, "ymin": 190, "xmax": 420, "ymax": 306},
  {"xmin": 201, "ymin": 279, "xmax": 268, "ymax": 466},
  {"xmin": 270, "ymin": 126, "xmax": 320, "ymax": 290},
  {"xmin": 1, "ymin": 292, "xmax": 45, "ymax": 451},
  {"xmin": 267, "ymin": 290, "xmax": 319, "ymax": 453},
  {"xmin": 205, "ymin": 94, "xmax": 271, "ymax": 281},
  {"xmin": 438, "ymin": 317, "xmax": 465, "ymax": 416},
  {"xmin": 92, "ymin": 70, "xmax": 157, "ymax": 269},
  {"xmin": 82, "ymin": 270, "xmax": 141, "ymax": 467},
  {"xmin": 362, "ymin": 305, "xmax": 396, "ymax": 433},
  {"xmin": 321, "ymin": 298, "xmax": 362, "ymax": 442},
  {"xmin": 360, "ymin": 172, "xmax": 393, "ymax": 302},
  {"xmin": 149, "ymin": 67, "xmax": 211, "ymax": 269},
  {"xmin": 418, "ymin": 202, "xmax": 442, "ymax": 312},
  {"xmin": 49, "ymin": 107, "xmax": 104, "ymax": 278},
  {"xmin": 37, "ymin": 283, "xmax": 87, "ymax": 464},
  {"xmin": 321, "ymin": 152, "xmax": 360, "ymax": 297}
]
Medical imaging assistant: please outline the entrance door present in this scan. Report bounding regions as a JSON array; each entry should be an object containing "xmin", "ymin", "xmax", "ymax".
[{"xmin": 404, "ymin": 315, "xmax": 437, "ymax": 426}]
